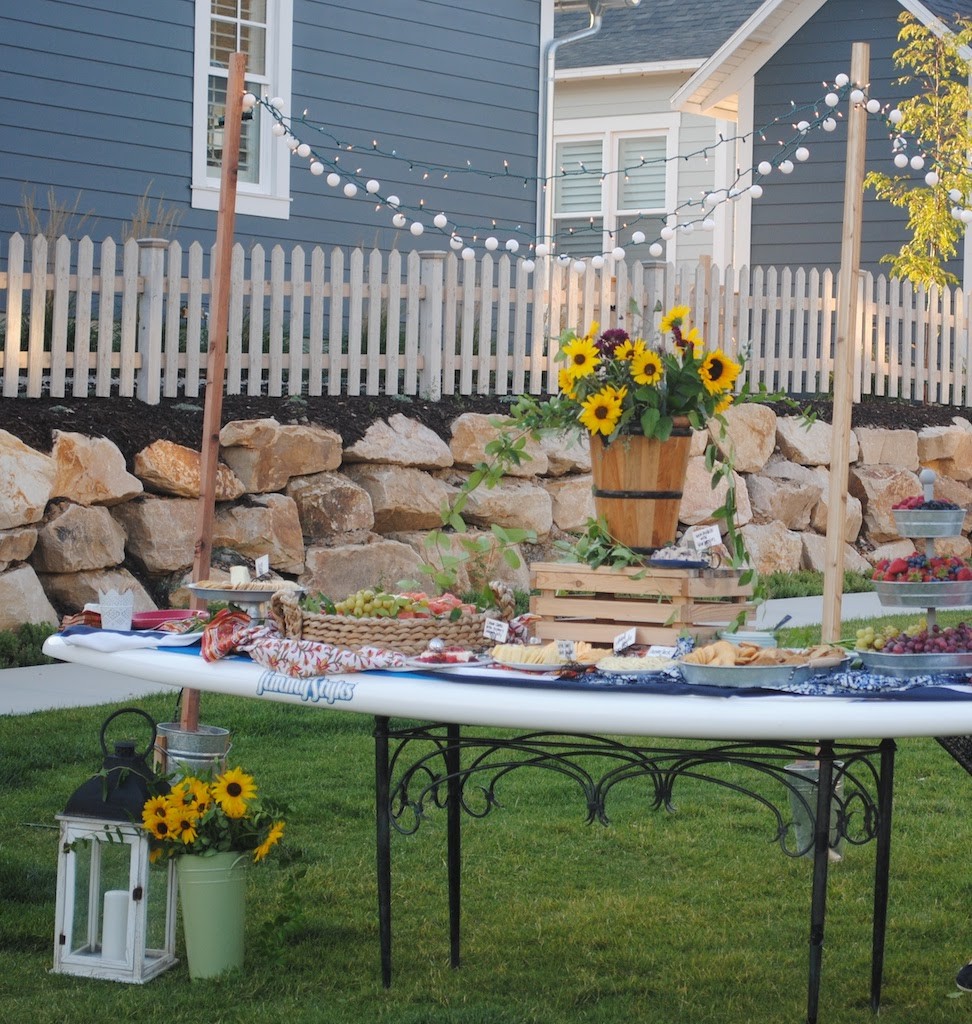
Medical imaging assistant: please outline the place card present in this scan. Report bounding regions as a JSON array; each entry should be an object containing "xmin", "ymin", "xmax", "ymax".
[
  {"xmin": 556, "ymin": 639, "xmax": 576, "ymax": 661},
  {"xmin": 613, "ymin": 628, "xmax": 637, "ymax": 653},
  {"xmin": 691, "ymin": 524, "xmax": 722, "ymax": 550},
  {"xmin": 255, "ymin": 554, "xmax": 270, "ymax": 577},
  {"xmin": 483, "ymin": 618, "xmax": 509, "ymax": 642},
  {"xmin": 646, "ymin": 645, "xmax": 679, "ymax": 659}
]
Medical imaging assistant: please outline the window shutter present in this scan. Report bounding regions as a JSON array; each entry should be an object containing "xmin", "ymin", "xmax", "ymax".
[
  {"xmin": 555, "ymin": 140, "xmax": 603, "ymax": 215},
  {"xmin": 617, "ymin": 137, "xmax": 666, "ymax": 211}
]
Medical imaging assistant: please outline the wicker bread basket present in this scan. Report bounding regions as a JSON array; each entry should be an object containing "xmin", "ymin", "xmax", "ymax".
[{"xmin": 270, "ymin": 583, "xmax": 514, "ymax": 655}]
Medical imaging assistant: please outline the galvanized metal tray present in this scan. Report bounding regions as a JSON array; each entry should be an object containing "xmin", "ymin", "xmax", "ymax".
[
  {"xmin": 874, "ymin": 580, "xmax": 972, "ymax": 607},
  {"xmin": 857, "ymin": 649, "xmax": 972, "ymax": 679},
  {"xmin": 678, "ymin": 661, "xmax": 816, "ymax": 689},
  {"xmin": 892, "ymin": 508, "xmax": 966, "ymax": 537}
]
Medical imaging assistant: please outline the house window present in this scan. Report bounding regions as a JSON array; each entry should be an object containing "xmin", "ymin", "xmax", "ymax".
[
  {"xmin": 192, "ymin": 0, "xmax": 293, "ymax": 219},
  {"xmin": 554, "ymin": 133, "xmax": 668, "ymax": 259}
]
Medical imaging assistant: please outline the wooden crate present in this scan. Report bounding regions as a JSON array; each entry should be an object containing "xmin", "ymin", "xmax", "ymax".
[{"xmin": 529, "ymin": 561, "xmax": 755, "ymax": 647}]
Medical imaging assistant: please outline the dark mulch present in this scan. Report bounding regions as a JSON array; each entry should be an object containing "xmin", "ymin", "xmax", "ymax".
[{"xmin": 0, "ymin": 392, "xmax": 966, "ymax": 465}]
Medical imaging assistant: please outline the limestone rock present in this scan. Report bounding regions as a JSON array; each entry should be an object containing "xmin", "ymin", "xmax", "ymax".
[
  {"xmin": 800, "ymin": 533, "xmax": 872, "ymax": 574},
  {"xmin": 219, "ymin": 419, "xmax": 343, "ymax": 492},
  {"xmin": 134, "ymin": 440, "xmax": 245, "ymax": 500},
  {"xmin": 932, "ymin": 536, "xmax": 972, "ymax": 559},
  {"xmin": 854, "ymin": 427, "xmax": 919, "ymax": 470},
  {"xmin": 344, "ymin": 465, "xmax": 455, "ymax": 532},
  {"xmin": 0, "ymin": 564, "xmax": 58, "ymax": 628},
  {"xmin": 112, "ymin": 496, "xmax": 199, "ymax": 573},
  {"xmin": 455, "ymin": 474, "xmax": 553, "ymax": 538},
  {"xmin": 0, "ymin": 430, "xmax": 56, "ymax": 528},
  {"xmin": 32, "ymin": 501, "xmax": 127, "ymax": 573},
  {"xmin": 449, "ymin": 413, "xmax": 548, "ymax": 477},
  {"xmin": 807, "ymin": 467, "xmax": 864, "ymax": 543},
  {"xmin": 689, "ymin": 430, "xmax": 709, "ymax": 458},
  {"xmin": 708, "ymin": 404, "xmax": 778, "ymax": 473},
  {"xmin": 678, "ymin": 456, "xmax": 752, "ymax": 528},
  {"xmin": 301, "ymin": 536, "xmax": 426, "ymax": 597},
  {"xmin": 50, "ymin": 431, "xmax": 142, "ymax": 506},
  {"xmin": 760, "ymin": 454, "xmax": 820, "ymax": 486},
  {"xmin": 342, "ymin": 414, "xmax": 453, "ymax": 468},
  {"xmin": 917, "ymin": 424, "xmax": 965, "ymax": 462},
  {"xmin": 539, "ymin": 430, "xmax": 591, "ymax": 475},
  {"xmin": 776, "ymin": 417, "xmax": 858, "ymax": 467},
  {"xmin": 867, "ymin": 540, "xmax": 916, "ymax": 564},
  {"xmin": 0, "ymin": 526, "xmax": 37, "ymax": 573},
  {"xmin": 544, "ymin": 475, "xmax": 595, "ymax": 532},
  {"xmin": 849, "ymin": 466, "xmax": 922, "ymax": 543},
  {"xmin": 921, "ymin": 430, "xmax": 972, "ymax": 482},
  {"xmin": 739, "ymin": 521, "xmax": 803, "ymax": 574},
  {"xmin": 285, "ymin": 472, "xmax": 374, "ymax": 539},
  {"xmin": 38, "ymin": 567, "xmax": 156, "ymax": 618},
  {"xmin": 746, "ymin": 474, "xmax": 821, "ymax": 530},
  {"xmin": 214, "ymin": 494, "xmax": 305, "ymax": 575},
  {"xmin": 929, "ymin": 475, "xmax": 972, "ymax": 532}
]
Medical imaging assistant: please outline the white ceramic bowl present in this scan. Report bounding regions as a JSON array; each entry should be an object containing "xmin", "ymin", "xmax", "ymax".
[{"xmin": 718, "ymin": 629, "xmax": 778, "ymax": 648}]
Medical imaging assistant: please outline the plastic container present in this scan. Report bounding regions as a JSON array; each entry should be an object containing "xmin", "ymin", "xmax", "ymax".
[{"xmin": 718, "ymin": 629, "xmax": 778, "ymax": 648}]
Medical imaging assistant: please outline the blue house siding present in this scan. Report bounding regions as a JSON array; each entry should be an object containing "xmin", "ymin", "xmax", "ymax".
[
  {"xmin": 749, "ymin": 0, "xmax": 958, "ymax": 279},
  {"xmin": 0, "ymin": 0, "xmax": 540, "ymax": 254}
]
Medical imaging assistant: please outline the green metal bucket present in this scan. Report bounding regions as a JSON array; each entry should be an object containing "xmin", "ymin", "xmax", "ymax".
[
  {"xmin": 176, "ymin": 852, "xmax": 246, "ymax": 979},
  {"xmin": 785, "ymin": 761, "xmax": 845, "ymax": 860},
  {"xmin": 156, "ymin": 723, "xmax": 231, "ymax": 777}
]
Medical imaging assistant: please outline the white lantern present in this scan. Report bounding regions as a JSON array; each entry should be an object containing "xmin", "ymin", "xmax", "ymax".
[{"xmin": 53, "ymin": 710, "xmax": 177, "ymax": 983}]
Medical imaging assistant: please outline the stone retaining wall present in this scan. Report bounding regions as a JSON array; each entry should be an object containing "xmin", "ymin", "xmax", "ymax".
[{"xmin": 2, "ymin": 405, "xmax": 969, "ymax": 630}]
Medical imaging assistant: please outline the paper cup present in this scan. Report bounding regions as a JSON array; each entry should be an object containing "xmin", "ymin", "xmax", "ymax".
[{"xmin": 98, "ymin": 589, "xmax": 134, "ymax": 631}]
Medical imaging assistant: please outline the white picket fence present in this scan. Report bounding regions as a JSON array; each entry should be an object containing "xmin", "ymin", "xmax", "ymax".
[{"xmin": 0, "ymin": 231, "xmax": 969, "ymax": 406}]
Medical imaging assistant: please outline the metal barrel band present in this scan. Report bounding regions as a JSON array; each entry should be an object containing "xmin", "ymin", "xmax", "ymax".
[{"xmin": 591, "ymin": 487, "xmax": 684, "ymax": 499}]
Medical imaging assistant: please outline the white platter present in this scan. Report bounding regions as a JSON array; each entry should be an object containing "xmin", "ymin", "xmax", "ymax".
[
  {"xmin": 186, "ymin": 583, "xmax": 304, "ymax": 605},
  {"xmin": 405, "ymin": 656, "xmax": 492, "ymax": 673},
  {"xmin": 486, "ymin": 660, "xmax": 573, "ymax": 673}
]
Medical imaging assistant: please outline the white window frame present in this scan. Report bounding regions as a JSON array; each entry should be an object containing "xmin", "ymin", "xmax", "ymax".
[
  {"xmin": 192, "ymin": 0, "xmax": 293, "ymax": 219},
  {"xmin": 552, "ymin": 113, "xmax": 679, "ymax": 260}
]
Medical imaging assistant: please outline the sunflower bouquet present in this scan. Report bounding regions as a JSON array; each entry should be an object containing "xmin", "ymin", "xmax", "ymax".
[
  {"xmin": 141, "ymin": 766, "xmax": 285, "ymax": 863},
  {"xmin": 553, "ymin": 306, "xmax": 743, "ymax": 443}
]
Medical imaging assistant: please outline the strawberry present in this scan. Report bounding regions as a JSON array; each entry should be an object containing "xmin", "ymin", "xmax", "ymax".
[
  {"xmin": 886, "ymin": 557, "xmax": 910, "ymax": 576},
  {"xmin": 958, "ymin": 567, "xmax": 972, "ymax": 581}
]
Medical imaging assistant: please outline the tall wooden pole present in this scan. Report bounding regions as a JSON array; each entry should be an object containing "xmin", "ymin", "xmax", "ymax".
[
  {"xmin": 821, "ymin": 42, "xmax": 869, "ymax": 644},
  {"xmin": 182, "ymin": 52, "xmax": 246, "ymax": 732}
]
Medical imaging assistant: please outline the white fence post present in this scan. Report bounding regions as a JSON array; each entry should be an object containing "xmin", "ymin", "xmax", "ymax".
[
  {"xmin": 135, "ymin": 237, "xmax": 167, "ymax": 404},
  {"xmin": 419, "ymin": 250, "xmax": 445, "ymax": 400}
]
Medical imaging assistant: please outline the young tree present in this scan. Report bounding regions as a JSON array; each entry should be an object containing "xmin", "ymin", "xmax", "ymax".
[{"xmin": 864, "ymin": 11, "xmax": 972, "ymax": 287}]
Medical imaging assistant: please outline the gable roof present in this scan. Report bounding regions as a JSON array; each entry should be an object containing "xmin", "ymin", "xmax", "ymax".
[
  {"xmin": 554, "ymin": 0, "xmax": 766, "ymax": 68},
  {"xmin": 673, "ymin": 0, "xmax": 972, "ymax": 115}
]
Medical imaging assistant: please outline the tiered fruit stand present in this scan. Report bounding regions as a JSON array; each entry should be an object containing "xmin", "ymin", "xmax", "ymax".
[{"xmin": 860, "ymin": 470, "xmax": 972, "ymax": 677}]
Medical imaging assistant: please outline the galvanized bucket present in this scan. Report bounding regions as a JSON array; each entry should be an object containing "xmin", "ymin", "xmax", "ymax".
[
  {"xmin": 785, "ymin": 761, "xmax": 845, "ymax": 860},
  {"xmin": 155, "ymin": 723, "xmax": 232, "ymax": 777}
]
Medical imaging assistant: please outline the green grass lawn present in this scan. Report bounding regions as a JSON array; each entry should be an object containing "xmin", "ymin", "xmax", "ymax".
[{"xmin": 4, "ymin": 680, "xmax": 972, "ymax": 1023}]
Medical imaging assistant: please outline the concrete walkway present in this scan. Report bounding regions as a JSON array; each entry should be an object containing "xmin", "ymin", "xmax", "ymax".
[{"xmin": 0, "ymin": 591, "xmax": 893, "ymax": 717}]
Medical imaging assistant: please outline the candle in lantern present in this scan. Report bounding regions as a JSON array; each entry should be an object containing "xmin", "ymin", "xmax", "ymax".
[{"xmin": 102, "ymin": 889, "xmax": 129, "ymax": 961}]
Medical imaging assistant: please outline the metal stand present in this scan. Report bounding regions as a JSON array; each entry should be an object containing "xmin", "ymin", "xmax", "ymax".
[{"xmin": 373, "ymin": 719, "xmax": 895, "ymax": 1024}]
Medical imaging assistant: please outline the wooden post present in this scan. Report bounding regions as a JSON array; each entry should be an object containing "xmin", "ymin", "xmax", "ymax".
[
  {"xmin": 182, "ymin": 51, "xmax": 246, "ymax": 732},
  {"xmin": 821, "ymin": 42, "xmax": 869, "ymax": 644}
]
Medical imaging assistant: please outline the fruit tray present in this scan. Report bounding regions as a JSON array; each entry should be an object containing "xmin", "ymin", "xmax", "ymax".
[
  {"xmin": 892, "ymin": 508, "xmax": 966, "ymax": 537},
  {"xmin": 874, "ymin": 580, "xmax": 972, "ymax": 607},
  {"xmin": 858, "ymin": 649, "xmax": 972, "ymax": 678}
]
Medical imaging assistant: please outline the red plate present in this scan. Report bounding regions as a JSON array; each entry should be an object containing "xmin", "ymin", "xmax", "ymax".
[{"xmin": 131, "ymin": 610, "xmax": 201, "ymax": 630}]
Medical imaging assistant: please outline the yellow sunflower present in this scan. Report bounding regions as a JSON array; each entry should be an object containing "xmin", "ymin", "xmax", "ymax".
[
  {"xmin": 579, "ymin": 387, "xmax": 624, "ymax": 436},
  {"xmin": 613, "ymin": 339, "xmax": 636, "ymax": 361},
  {"xmin": 166, "ymin": 804, "xmax": 201, "ymax": 845},
  {"xmin": 713, "ymin": 392, "xmax": 734, "ymax": 414},
  {"xmin": 141, "ymin": 795, "xmax": 169, "ymax": 829},
  {"xmin": 631, "ymin": 348, "xmax": 663, "ymax": 386},
  {"xmin": 557, "ymin": 367, "xmax": 577, "ymax": 399},
  {"xmin": 562, "ymin": 334, "xmax": 600, "ymax": 379},
  {"xmin": 253, "ymin": 820, "xmax": 286, "ymax": 862},
  {"xmin": 145, "ymin": 815, "xmax": 172, "ymax": 841},
  {"xmin": 659, "ymin": 305, "xmax": 691, "ymax": 334},
  {"xmin": 699, "ymin": 349, "xmax": 742, "ymax": 394},
  {"xmin": 682, "ymin": 326, "xmax": 703, "ymax": 354},
  {"xmin": 213, "ymin": 767, "xmax": 258, "ymax": 820}
]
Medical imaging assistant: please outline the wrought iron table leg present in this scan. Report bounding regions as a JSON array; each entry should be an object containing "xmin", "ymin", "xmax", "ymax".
[
  {"xmin": 375, "ymin": 716, "xmax": 393, "ymax": 988},
  {"xmin": 446, "ymin": 723, "xmax": 461, "ymax": 969},
  {"xmin": 806, "ymin": 742, "xmax": 835, "ymax": 1024},
  {"xmin": 870, "ymin": 739, "xmax": 896, "ymax": 1012}
]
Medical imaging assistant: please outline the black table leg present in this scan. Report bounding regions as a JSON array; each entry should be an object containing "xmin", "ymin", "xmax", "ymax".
[
  {"xmin": 806, "ymin": 742, "xmax": 835, "ymax": 1024},
  {"xmin": 870, "ymin": 739, "xmax": 896, "ymax": 1012},
  {"xmin": 374, "ymin": 716, "xmax": 393, "ymax": 988},
  {"xmin": 446, "ymin": 723, "xmax": 461, "ymax": 969}
]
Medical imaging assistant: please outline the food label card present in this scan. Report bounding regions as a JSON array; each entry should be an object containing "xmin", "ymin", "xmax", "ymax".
[
  {"xmin": 483, "ymin": 618, "xmax": 509, "ymax": 643},
  {"xmin": 647, "ymin": 645, "xmax": 679, "ymax": 659},
  {"xmin": 690, "ymin": 525, "xmax": 721, "ymax": 551},
  {"xmin": 255, "ymin": 554, "xmax": 270, "ymax": 577},
  {"xmin": 613, "ymin": 628, "xmax": 637, "ymax": 653},
  {"xmin": 556, "ymin": 639, "xmax": 576, "ymax": 661}
]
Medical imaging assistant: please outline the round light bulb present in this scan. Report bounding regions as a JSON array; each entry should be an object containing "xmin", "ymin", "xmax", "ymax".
[
  {"xmin": 822, "ymin": 117, "xmax": 837, "ymax": 132},
  {"xmin": 450, "ymin": 236, "xmax": 463, "ymax": 250},
  {"xmin": 961, "ymin": 209, "xmax": 972, "ymax": 225},
  {"xmin": 572, "ymin": 260, "xmax": 586, "ymax": 274},
  {"xmin": 242, "ymin": 93, "xmax": 257, "ymax": 111},
  {"xmin": 343, "ymin": 183, "xmax": 358, "ymax": 198},
  {"xmin": 850, "ymin": 88, "xmax": 865, "ymax": 104},
  {"xmin": 591, "ymin": 255, "xmax": 605, "ymax": 269},
  {"xmin": 296, "ymin": 143, "xmax": 311, "ymax": 158},
  {"xmin": 950, "ymin": 188, "xmax": 964, "ymax": 203},
  {"xmin": 505, "ymin": 239, "xmax": 519, "ymax": 252},
  {"xmin": 834, "ymin": 73, "xmax": 849, "ymax": 88},
  {"xmin": 286, "ymin": 136, "xmax": 300, "ymax": 151},
  {"xmin": 703, "ymin": 191, "xmax": 719, "ymax": 208},
  {"xmin": 611, "ymin": 246, "xmax": 625, "ymax": 260},
  {"xmin": 797, "ymin": 120, "xmax": 810, "ymax": 133},
  {"xmin": 410, "ymin": 221, "xmax": 424, "ymax": 236},
  {"xmin": 866, "ymin": 98, "xmax": 881, "ymax": 114},
  {"xmin": 925, "ymin": 171, "xmax": 940, "ymax": 187},
  {"xmin": 365, "ymin": 179, "xmax": 380, "ymax": 194},
  {"xmin": 271, "ymin": 122, "xmax": 286, "ymax": 137},
  {"xmin": 660, "ymin": 226, "xmax": 675, "ymax": 241},
  {"xmin": 433, "ymin": 213, "xmax": 448, "ymax": 229},
  {"xmin": 387, "ymin": 195, "xmax": 401, "ymax": 208},
  {"xmin": 648, "ymin": 242, "xmax": 663, "ymax": 257},
  {"xmin": 557, "ymin": 253, "xmax": 571, "ymax": 265},
  {"xmin": 824, "ymin": 92, "xmax": 839, "ymax": 107},
  {"xmin": 702, "ymin": 217, "xmax": 716, "ymax": 231},
  {"xmin": 893, "ymin": 153, "xmax": 909, "ymax": 169},
  {"xmin": 888, "ymin": 108, "xmax": 903, "ymax": 125},
  {"xmin": 310, "ymin": 161, "xmax": 325, "ymax": 175},
  {"xmin": 522, "ymin": 259, "xmax": 535, "ymax": 273},
  {"xmin": 631, "ymin": 230, "xmax": 646, "ymax": 244},
  {"xmin": 392, "ymin": 213, "xmax": 407, "ymax": 228},
  {"xmin": 485, "ymin": 236, "xmax": 498, "ymax": 251},
  {"xmin": 757, "ymin": 160, "xmax": 772, "ymax": 176},
  {"xmin": 910, "ymin": 155, "xmax": 925, "ymax": 170},
  {"xmin": 461, "ymin": 248, "xmax": 475, "ymax": 261},
  {"xmin": 326, "ymin": 172, "xmax": 341, "ymax": 187},
  {"xmin": 680, "ymin": 222, "xmax": 695, "ymax": 234},
  {"xmin": 535, "ymin": 243, "xmax": 549, "ymax": 258},
  {"xmin": 779, "ymin": 160, "xmax": 794, "ymax": 174},
  {"xmin": 750, "ymin": 183, "xmax": 764, "ymax": 198},
  {"xmin": 795, "ymin": 147, "xmax": 810, "ymax": 162}
]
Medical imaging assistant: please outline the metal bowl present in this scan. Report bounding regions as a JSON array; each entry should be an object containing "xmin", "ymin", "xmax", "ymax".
[
  {"xmin": 678, "ymin": 661, "xmax": 814, "ymax": 689},
  {"xmin": 874, "ymin": 580, "xmax": 972, "ymax": 607},
  {"xmin": 892, "ymin": 508, "xmax": 966, "ymax": 537},
  {"xmin": 857, "ymin": 649, "xmax": 972, "ymax": 678},
  {"xmin": 718, "ymin": 630, "xmax": 777, "ymax": 648}
]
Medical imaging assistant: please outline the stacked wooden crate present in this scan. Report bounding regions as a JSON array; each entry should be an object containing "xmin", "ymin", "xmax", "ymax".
[{"xmin": 529, "ymin": 562, "xmax": 755, "ymax": 647}]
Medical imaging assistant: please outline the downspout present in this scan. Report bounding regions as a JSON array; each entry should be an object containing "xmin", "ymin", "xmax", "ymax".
[{"xmin": 538, "ymin": 4, "xmax": 606, "ymax": 245}]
